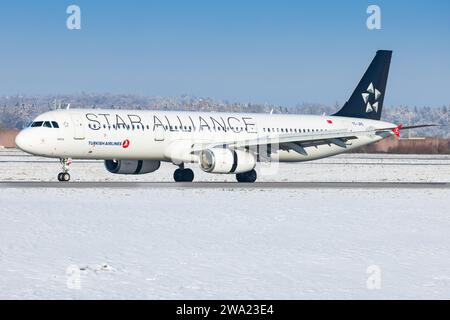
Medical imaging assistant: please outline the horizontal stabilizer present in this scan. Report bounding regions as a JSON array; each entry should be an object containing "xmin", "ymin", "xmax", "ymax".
[{"xmin": 401, "ymin": 124, "xmax": 439, "ymax": 130}]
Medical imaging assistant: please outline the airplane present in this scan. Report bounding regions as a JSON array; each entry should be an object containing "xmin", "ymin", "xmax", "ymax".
[{"xmin": 15, "ymin": 50, "xmax": 434, "ymax": 182}]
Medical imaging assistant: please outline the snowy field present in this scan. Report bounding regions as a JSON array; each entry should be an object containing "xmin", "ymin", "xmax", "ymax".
[{"xmin": 1, "ymin": 149, "xmax": 450, "ymax": 299}]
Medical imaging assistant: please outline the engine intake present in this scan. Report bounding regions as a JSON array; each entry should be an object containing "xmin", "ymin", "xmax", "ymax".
[
  {"xmin": 199, "ymin": 148, "xmax": 255, "ymax": 174},
  {"xmin": 105, "ymin": 160, "xmax": 161, "ymax": 175}
]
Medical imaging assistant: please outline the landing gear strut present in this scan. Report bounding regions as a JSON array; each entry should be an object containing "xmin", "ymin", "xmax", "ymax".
[
  {"xmin": 58, "ymin": 158, "xmax": 71, "ymax": 182},
  {"xmin": 236, "ymin": 169, "xmax": 257, "ymax": 183},
  {"xmin": 173, "ymin": 163, "xmax": 194, "ymax": 182}
]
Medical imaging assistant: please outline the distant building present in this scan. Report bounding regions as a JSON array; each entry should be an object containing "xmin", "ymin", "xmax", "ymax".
[
  {"xmin": 0, "ymin": 129, "xmax": 19, "ymax": 148},
  {"xmin": 353, "ymin": 137, "xmax": 450, "ymax": 154}
]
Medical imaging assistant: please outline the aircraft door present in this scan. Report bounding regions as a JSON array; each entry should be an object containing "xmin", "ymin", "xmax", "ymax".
[
  {"xmin": 70, "ymin": 114, "xmax": 85, "ymax": 140},
  {"xmin": 248, "ymin": 122, "xmax": 258, "ymax": 134},
  {"xmin": 154, "ymin": 125, "xmax": 165, "ymax": 142}
]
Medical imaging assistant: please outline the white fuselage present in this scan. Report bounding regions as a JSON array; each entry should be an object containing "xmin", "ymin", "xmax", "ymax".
[{"xmin": 15, "ymin": 109, "xmax": 395, "ymax": 164}]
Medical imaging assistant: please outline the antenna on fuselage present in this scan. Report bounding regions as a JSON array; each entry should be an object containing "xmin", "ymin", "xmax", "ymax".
[
  {"xmin": 66, "ymin": 103, "xmax": 71, "ymax": 110},
  {"xmin": 270, "ymin": 108, "xmax": 274, "ymax": 114}
]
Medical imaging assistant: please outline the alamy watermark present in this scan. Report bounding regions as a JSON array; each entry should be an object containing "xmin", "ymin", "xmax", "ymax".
[
  {"xmin": 66, "ymin": 264, "xmax": 82, "ymax": 290},
  {"xmin": 66, "ymin": 5, "xmax": 81, "ymax": 30},
  {"xmin": 367, "ymin": 5, "xmax": 382, "ymax": 30},
  {"xmin": 366, "ymin": 265, "xmax": 382, "ymax": 290}
]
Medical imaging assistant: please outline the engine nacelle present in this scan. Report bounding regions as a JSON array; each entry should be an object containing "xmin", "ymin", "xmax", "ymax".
[
  {"xmin": 199, "ymin": 148, "xmax": 256, "ymax": 174},
  {"xmin": 104, "ymin": 160, "xmax": 161, "ymax": 175}
]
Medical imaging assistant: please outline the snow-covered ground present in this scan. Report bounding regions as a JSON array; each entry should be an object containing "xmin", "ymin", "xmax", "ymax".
[{"xmin": 1, "ymin": 150, "xmax": 450, "ymax": 299}]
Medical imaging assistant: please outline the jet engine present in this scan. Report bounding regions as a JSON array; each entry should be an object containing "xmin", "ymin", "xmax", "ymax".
[
  {"xmin": 199, "ymin": 148, "xmax": 256, "ymax": 174},
  {"xmin": 104, "ymin": 160, "xmax": 161, "ymax": 175}
]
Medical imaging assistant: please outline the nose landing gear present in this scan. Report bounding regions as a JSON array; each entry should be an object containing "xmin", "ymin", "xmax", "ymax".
[{"xmin": 58, "ymin": 158, "xmax": 72, "ymax": 182}]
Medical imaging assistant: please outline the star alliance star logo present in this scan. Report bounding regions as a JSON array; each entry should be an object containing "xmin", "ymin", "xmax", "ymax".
[{"xmin": 362, "ymin": 83, "xmax": 381, "ymax": 113}]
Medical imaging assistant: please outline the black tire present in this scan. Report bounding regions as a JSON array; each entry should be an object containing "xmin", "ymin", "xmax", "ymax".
[
  {"xmin": 173, "ymin": 169, "xmax": 183, "ymax": 182},
  {"xmin": 236, "ymin": 169, "xmax": 257, "ymax": 183},
  {"xmin": 183, "ymin": 169, "xmax": 194, "ymax": 182},
  {"xmin": 57, "ymin": 173, "xmax": 63, "ymax": 182},
  {"xmin": 174, "ymin": 168, "xmax": 194, "ymax": 182}
]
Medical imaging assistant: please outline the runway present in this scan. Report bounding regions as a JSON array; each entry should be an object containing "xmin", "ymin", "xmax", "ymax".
[{"xmin": 1, "ymin": 181, "xmax": 449, "ymax": 189}]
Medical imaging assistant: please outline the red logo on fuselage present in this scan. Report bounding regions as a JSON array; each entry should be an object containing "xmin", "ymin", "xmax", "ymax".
[{"xmin": 122, "ymin": 139, "xmax": 130, "ymax": 148}]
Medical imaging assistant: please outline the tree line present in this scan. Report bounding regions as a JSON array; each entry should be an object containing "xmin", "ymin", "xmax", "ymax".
[{"xmin": 0, "ymin": 94, "xmax": 448, "ymax": 137}]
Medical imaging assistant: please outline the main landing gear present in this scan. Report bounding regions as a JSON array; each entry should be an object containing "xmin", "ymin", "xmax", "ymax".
[
  {"xmin": 58, "ymin": 158, "xmax": 71, "ymax": 182},
  {"xmin": 236, "ymin": 169, "xmax": 257, "ymax": 183},
  {"xmin": 173, "ymin": 163, "xmax": 194, "ymax": 182}
]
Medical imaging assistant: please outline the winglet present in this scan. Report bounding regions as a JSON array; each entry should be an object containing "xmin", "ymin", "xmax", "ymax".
[{"xmin": 392, "ymin": 124, "xmax": 403, "ymax": 137}]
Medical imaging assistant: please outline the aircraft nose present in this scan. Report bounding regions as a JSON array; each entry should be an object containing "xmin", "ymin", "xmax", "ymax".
[{"xmin": 15, "ymin": 129, "xmax": 34, "ymax": 153}]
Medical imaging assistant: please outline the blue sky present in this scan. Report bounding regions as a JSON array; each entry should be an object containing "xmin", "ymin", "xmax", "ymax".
[{"xmin": 0, "ymin": 0, "xmax": 449, "ymax": 107}]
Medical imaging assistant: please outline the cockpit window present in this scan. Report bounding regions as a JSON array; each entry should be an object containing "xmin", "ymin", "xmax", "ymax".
[
  {"xmin": 30, "ymin": 121, "xmax": 44, "ymax": 127},
  {"xmin": 30, "ymin": 121, "xmax": 59, "ymax": 128}
]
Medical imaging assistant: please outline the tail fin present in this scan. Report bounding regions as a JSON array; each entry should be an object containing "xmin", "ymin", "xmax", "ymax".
[{"xmin": 333, "ymin": 50, "xmax": 392, "ymax": 120}]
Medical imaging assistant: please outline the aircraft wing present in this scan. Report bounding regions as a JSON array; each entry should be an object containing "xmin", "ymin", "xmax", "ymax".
[
  {"xmin": 190, "ymin": 124, "xmax": 438, "ymax": 155},
  {"xmin": 190, "ymin": 128, "xmax": 387, "ymax": 155}
]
